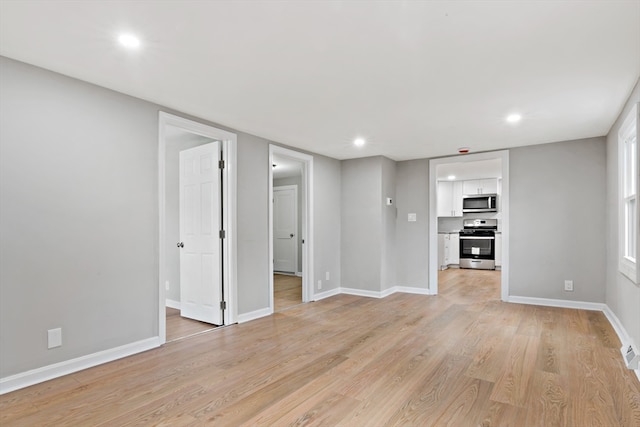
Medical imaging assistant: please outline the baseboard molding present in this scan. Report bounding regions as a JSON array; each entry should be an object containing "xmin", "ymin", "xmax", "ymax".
[
  {"xmin": 165, "ymin": 299, "xmax": 181, "ymax": 310},
  {"xmin": 339, "ymin": 286, "xmax": 432, "ymax": 299},
  {"xmin": 0, "ymin": 337, "xmax": 161, "ymax": 395},
  {"xmin": 601, "ymin": 305, "xmax": 640, "ymax": 381},
  {"xmin": 507, "ymin": 296, "xmax": 606, "ymax": 311},
  {"xmin": 237, "ymin": 307, "xmax": 272, "ymax": 324},
  {"xmin": 508, "ymin": 295, "xmax": 640, "ymax": 381},
  {"xmin": 394, "ymin": 286, "xmax": 433, "ymax": 295},
  {"xmin": 313, "ymin": 287, "xmax": 341, "ymax": 301},
  {"xmin": 296, "ymin": 271, "xmax": 302, "ymax": 277}
]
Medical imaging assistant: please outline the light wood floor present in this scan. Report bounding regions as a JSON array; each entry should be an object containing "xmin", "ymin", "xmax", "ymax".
[
  {"xmin": 2, "ymin": 269, "xmax": 639, "ymax": 426},
  {"xmin": 274, "ymin": 273, "xmax": 302, "ymax": 312},
  {"xmin": 166, "ymin": 307, "xmax": 217, "ymax": 342}
]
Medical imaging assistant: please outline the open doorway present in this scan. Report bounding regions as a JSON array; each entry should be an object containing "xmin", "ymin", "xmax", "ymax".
[
  {"xmin": 429, "ymin": 150, "xmax": 509, "ymax": 301},
  {"xmin": 269, "ymin": 145, "xmax": 314, "ymax": 313},
  {"xmin": 158, "ymin": 113, "xmax": 237, "ymax": 344}
]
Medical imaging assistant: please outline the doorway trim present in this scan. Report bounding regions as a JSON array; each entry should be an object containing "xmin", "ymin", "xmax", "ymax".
[
  {"xmin": 158, "ymin": 112, "xmax": 238, "ymax": 345},
  {"xmin": 269, "ymin": 145, "xmax": 314, "ymax": 311},
  {"xmin": 428, "ymin": 150, "xmax": 510, "ymax": 300}
]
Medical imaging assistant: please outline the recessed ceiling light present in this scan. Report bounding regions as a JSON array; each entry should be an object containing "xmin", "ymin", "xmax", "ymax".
[
  {"xmin": 447, "ymin": 175, "xmax": 456, "ymax": 180},
  {"xmin": 354, "ymin": 138, "xmax": 365, "ymax": 147},
  {"xmin": 118, "ymin": 33, "xmax": 141, "ymax": 49},
  {"xmin": 506, "ymin": 113, "xmax": 522, "ymax": 124}
]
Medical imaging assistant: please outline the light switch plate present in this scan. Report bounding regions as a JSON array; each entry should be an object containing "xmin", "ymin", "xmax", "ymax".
[{"xmin": 408, "ymin": 213, "xmax": 417, "ymax": 222}]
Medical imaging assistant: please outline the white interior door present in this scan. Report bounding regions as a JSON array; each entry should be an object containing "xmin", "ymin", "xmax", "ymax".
[
  {"xmin": 179, "ymin": 142, "xmax": 222, "ymax": 325},
  {"xmin": 273, "ymin": 186, "xmax": 298, "ymax": 273}
]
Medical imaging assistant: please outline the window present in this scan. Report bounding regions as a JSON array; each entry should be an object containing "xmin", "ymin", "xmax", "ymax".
[{"xmin": 619, "ymin": 103, "xmax": 638, "ymax": 284}]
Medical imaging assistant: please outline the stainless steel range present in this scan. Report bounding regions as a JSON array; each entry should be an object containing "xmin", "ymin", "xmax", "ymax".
[{"xmin": 459, "ymin": 219, "xmax": 497, "ymax": 270}]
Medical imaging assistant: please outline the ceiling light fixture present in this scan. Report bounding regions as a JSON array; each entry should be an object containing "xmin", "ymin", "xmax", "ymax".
[
  {"xmin": 506, "ymin": 113, "xmax": 522, "ymax": 124},
  {"xmin": 118, "ymin": 33, "xmax": 141, "ymax": 49},
  {"xmin": 447, "ymin": 175, "xmax": 456, "ymax": 180},
  {"xmin": 354, "ymin": 138, "xmax": 365, "ymax": 147}
]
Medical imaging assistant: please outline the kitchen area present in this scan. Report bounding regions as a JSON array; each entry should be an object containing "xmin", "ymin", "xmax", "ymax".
[{"xmin": 437, "ymin": 159, "xmax": 503, "ymax": 273}]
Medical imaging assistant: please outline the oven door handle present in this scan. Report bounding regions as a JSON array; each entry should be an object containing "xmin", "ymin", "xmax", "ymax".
[{"xmin": 459, "ymin": 236, "xmax": 495, "ymax": 240}]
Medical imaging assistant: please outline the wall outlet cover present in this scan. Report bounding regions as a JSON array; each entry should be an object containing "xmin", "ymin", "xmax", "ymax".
[{"xmin": 48, "ymin": 328, "xmax": 62, "ymax": 349}]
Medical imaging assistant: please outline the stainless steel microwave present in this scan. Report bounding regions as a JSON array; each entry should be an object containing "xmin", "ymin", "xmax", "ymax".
[{"xmin": 462, "ymin": 194, "xmax": 498, "ymax": 213}]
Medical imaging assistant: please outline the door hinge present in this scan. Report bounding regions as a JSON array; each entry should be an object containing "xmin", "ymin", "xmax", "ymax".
[
  {"xmin": 219, "ymin": 230, "xmax": 226, "ymax": 239},
  {"xmin": 220, "ymin": 301, "xmax": 227, "ymax": 310},
  {"xmin": 219, "ymin": 159, "xmax": 225, "ymax": 169}
]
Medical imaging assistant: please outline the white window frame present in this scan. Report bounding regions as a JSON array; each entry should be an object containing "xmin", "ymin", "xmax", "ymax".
[{"xmin": 618, "ymin": 103, "xmax": 639, "ymax": 284}]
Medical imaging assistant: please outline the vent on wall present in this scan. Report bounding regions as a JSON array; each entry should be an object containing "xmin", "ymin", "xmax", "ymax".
[{"xmin": 621, "ymin": 344, "xmax": 640, "ymax": 369}]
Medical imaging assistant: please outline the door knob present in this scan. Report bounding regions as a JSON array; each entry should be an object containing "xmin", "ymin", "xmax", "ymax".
[
  {"xmin": 290, "ymin": 233, "xmax": 294, "ymax": 238},
  {"xmin": 177, "ymin": 242, "xmax": 184, "ymax": 248}
]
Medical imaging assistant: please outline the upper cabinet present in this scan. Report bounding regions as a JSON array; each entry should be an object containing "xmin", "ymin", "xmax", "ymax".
[
  {"xmin": 437, "ymin": 181, "xmax": 463, "ymax": 217},
  {"xmin": 462, "ymin": 178, "xmax": 498, "ymax": 195}
]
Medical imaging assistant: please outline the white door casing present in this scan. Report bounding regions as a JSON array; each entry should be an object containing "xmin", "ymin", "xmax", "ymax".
[
  {"xmin": 179, "ymin": 142, "xmax": 222, "ymax": 325},
  {"xmin": 273, "ymin": 185, "xmax": 298, "ymax": 273}
]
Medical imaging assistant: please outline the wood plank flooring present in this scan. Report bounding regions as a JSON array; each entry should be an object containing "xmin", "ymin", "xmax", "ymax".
[
  {"xmin": 166, "ymin": 307, "xmax": 217, "ymax": 342},
  {"xmin": 274, "ymin": 273, "xmax": 302, "ymax": 312},
  {"xmin": 2, "ymin": 269, "xmax": 639, "ymax": 426}
]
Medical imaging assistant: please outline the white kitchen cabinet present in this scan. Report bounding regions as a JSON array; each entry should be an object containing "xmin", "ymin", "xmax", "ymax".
[
  {"xmin": 495, "ymin": 233, "xmax": 502, "ymax": 267},
  {"xmin": 449, "ymin": 233, "xmax": 460, "ymax": 265},
  {"xmin": 437, "ymin": 181, "xmax": 463, "ymax": 217},
  {"xmin": 438, "ymin": 233, "xmax": 450, "ymax": 269},
  {"xmin": 463, "ymin": 178, "xmax": 498, "ymax": 195}
]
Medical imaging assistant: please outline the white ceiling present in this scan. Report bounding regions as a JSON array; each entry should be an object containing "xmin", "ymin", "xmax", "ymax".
[
  {"xmin": 1, "ymin": 1, "xmax": 638, "ymax": 161},
  {"xmin": 436, "ymin": 158, "xmax": 502, "ymax": 181}
]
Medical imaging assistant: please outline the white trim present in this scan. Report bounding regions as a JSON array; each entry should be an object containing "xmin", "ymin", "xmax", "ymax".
[
  {"xmin": 507, "ymin": 296, "xmax": 606, "ymax": 311},
  {"xmin": 165, "ymin": 299, "xmax": 181, "ymax": 310},
  {"xmin": 237, "ymin": 307, "xmax": 272, "ymax": 324},
  {"xmin": 313, "ymin": 288, "xmax": 341, "ymax": 301},
  {"xmin": 618, "ymin": 103, "xmax": 639, "ymax": 285},
  {"xmin": 394, "ymin": 286, "xmax": 433, "ymax": 295},
  {"xmin": 340, "ymin": 286, "xmax": 432, "ymax": 299},
  {"xmin": 158, "ymin": 112, "xmax": 238, "ymax": 343},
  {"xmin": 429, "ymin": 150, "xmax": 510, "ymax": 300},
  {"xmin": 269, "ymin": 145, "xmax": 314, "ymax": 314},
  {"xmin": 0, "ymin": 337, "xmax": 161, "ymax": 395},
  {"xmin": 296, "ymin": 272, "xmax": 303, "ymax": 277}
]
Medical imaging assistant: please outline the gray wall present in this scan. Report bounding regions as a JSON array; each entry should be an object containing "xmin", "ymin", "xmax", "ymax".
[
  {"xmin": 165, "ymin": 132, "xmax": 215, "ymax": 302},
  {"xmin": 341, "ymin": 157, "xmax": 383, "ymax": 291},
  {"xmin": 395, "ymin": 159, "xmax": 430, "ymax": 288},
  {"xmin": 381, "ymin": 157, "xmax": 397, "ymax": 291},
  {"xmin": 274, "ymin": 175, "xmax": 303, "ymax": 273},
  {"xmin": 0, "ymin": 57, "xmax": 159, "ymax": 377},
  {"xmin": 313, "ymin": 155, "xmax": 342, "ymax": 293},
  {"xmin": 606, "ymin": 78, "xmax": 640, "ymax": 349},
  {"xmin": 509, "ymin": 137, "xmax": 607, "ymax": 302},
  {"xmin": 0, "ymin": 56, "xmax": 342, "ymax": 378}
]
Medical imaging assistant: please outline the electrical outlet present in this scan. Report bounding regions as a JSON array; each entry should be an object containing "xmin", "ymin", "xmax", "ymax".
[
  {"xmin": 564, "ymin": 280, "xmax": 574, "ymax": 291},
  {"xmin": 326, "ymin": 271, "xmax": 330, "ymax": 281},
  {"xmin": 318, "ymin": 280, "xmax": 322, "ymax": 290},
  {"xmin": 165, "ymin": 280, "xmax": 170, "ymax": 291},
  {"xmin": 48, "ymin": 328, "xmax": 62, "ymax": 349}
]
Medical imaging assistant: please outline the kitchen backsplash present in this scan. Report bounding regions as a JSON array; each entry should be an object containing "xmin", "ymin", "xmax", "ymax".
[{"xmin": 438, "ymin": 212, "xmax": 501, "ymax": 232}]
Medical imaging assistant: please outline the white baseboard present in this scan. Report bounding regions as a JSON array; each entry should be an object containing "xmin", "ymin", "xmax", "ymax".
[
  {"xmin": 296, "ymin": 271, "xmax": 302, "ymax": 277},
  {"xmin": 237, "ymin": 307, "xmax": 272, "ymax": 323},
  {"xmin": 0, "ymin": 337, "xmax": 161, "ymax": 395},
  {"xmin": 602, "ymin": 305, "xmax": 640, "ymax": 381},
  {"xmin": 394, "ymin": 286, "xmax": 433, "ymax": 295},
  {"xmin": 338, "ymin": 286, "xmax": 432, "ymax": 299},
  {"xmin": 508, "ymin": 295, "xmax": 640, "ymax": 381},
  {"xmin": 165, "ymin": 299, "xmax": 181, "ymax": 310},
  {"xmin": 313, "ymin": 287, "xmax": 341, "ymax": 301},
  {"xmin": 507, "ymin": 296, "xmax": 606, "ymax": 311}
]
